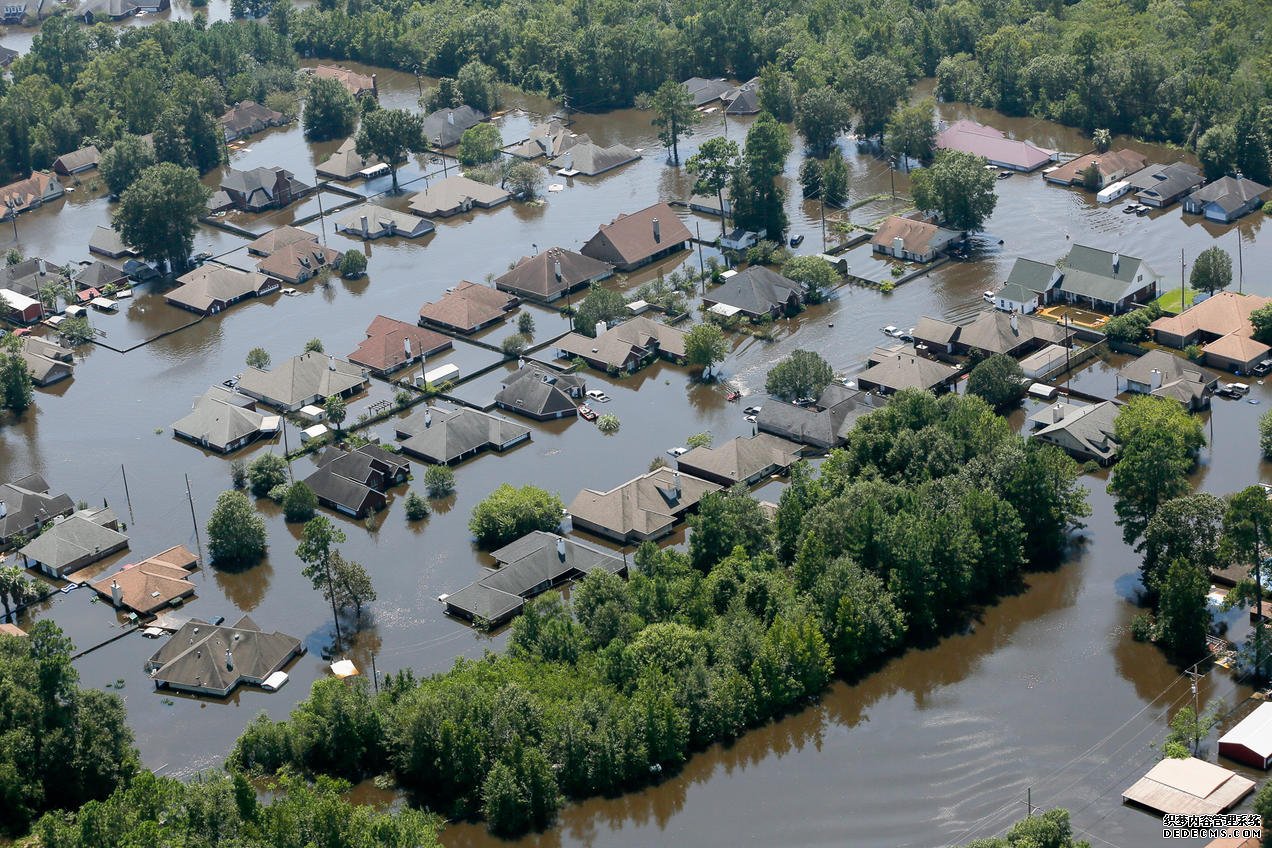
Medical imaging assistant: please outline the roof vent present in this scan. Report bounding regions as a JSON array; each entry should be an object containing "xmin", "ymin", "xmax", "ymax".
[
  {"xmin": 652, "ymin": 218, "xmax": 661, "ymax": 243},
  {"xmin": 556, "ymin": 536, "xmax": 566, "ymax": 560}
]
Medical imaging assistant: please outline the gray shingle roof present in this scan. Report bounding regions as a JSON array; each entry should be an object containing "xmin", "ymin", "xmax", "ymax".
[
  {"xmin": 423, "ymin": 106, "xmax": 486, "ymax": 148},
  {"xmin": 676, "ymin": 433, "xmax": 802, "ymax": 484},
  {"xmin": 703, "ymin": 266, "xmax": 803, "ymax": 317},
  {"xmin": 19, "ymin": 515, "xmax": 128, "ymax": 572},
  {"xmin": 0, "ymin": 475, "xmax": 73, "ymax": 541},
  {"xmin": 493, "ymin": 248, "xmax": 613, "ymax": 300},
  {"xmin": 856, "ymin": 352, "xmax": 960, "ymax": 393},
  {"xmin": 395, "ymin": 406, "xmax": 531, "ymax": 464},
  {"xmin": 550, "ymin": 141, "xmax": 639, "ymax": 176},
  {"xmin": 1004, "ymin": 257, "xmax": 1059, "ymax": 295},
  {"xmin": 569, "ymin": 467, "xmax": 721, "ymax": 541},
  {"xmin": 1029, "ymin": 400, "xmax": 1120, "ymax": 463},
  {"xmin": 496, "ymin": 365, "xmax": 584, "ymax": 418},
  {"xmin": 172, "ymin": 388, "xmax": 269, "ymax": 451},
  {"xmin": 236, "ymin": 352, "xmax": 367, "ymax": 410},
  {"xmin": 147, "ymin": 615, "xmax": 302, "ymax": 696},
  {"xmin": 1058, "ymin": 245, "xmax": 1153, "ymax": 304},
  {"xmin": 1188, "ymin": 176, "xmax": 1270, "ymax": 215},
  {"xmin": 755, "ymin": 385, "xmax": 877, "ymax": 448}
]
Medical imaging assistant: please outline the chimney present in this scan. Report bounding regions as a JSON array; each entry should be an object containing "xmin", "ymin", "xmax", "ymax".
[
  {"xmin": 447, "ymin": 111, "xmax": 455, "ymax": 126},
  {"xmin": 424, "ymin": 409, "xmax": 432, "ymax": 427},
  {"xmin": 1150, "ymin": 369, "xmax": 1162, "ymax": 391},
  {"xmin": 360, "ymin": 215, "xmax": 369, "ymax": 237},
  {"xmin": 328, "ymin": 354, "xmax": 336, "ymax": 371},
  {"xmin": 225, "ymin": 648, "xmax": 233, "ymax": 671},
  {"xmin": 1111, "ymin": 252, "xmax": 1120, "ymax": 274},
  {"xmin": 403, "ymin": 337, "xmax": 412, "ymax": 359},
  {"xmin": 556, "ymin": 536, "xmax": 566, "ymax": 561},
  {"xmin": 1052, "ymin": 403, "xmax": 1065, "ymax": 424},
  {"xmin": 38, "ymin": 258, "xmax": 46, "ymax": 275},
  {"xmin": 371, "ymin": 73, "xmax": 378, "ymax": 97},
  {"xmin": 672, "ymin": 471, "xmax": 681, "ymax": 498},
  {"xmin": 0, "ymin": 502, "xmax": 6, "ymax": 519},
  {"xmin": 518, "ymin": 356, "xmax": 526, "ymax": 369},
  {"xmin": 554, "ymin": 259, "xmax": 562, "ymax": 281},
  {"xmin": 892, "ymin": 236, "xmax": 905, "ymax": 255},
  {"xmin": 1009, "ymin": 312, "xmax": 1019, "ymax": 335},
  {"xmin": 110, "ymin": 580, "xmax": 122, "ymax": 607},
  {"xmin": 594, "ymin": 320, "xmax": 607, "ymax": 338},
  {"xmin": 652, "ymin": 217, "xmax": 661, "ymax": 243}
]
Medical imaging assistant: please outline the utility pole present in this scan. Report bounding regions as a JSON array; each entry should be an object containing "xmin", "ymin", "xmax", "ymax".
[
  {"xmin": 282, "ymin": 422, "xmax": 293, "ymax": 482},
  {"xmin": 1237, "ymin": 231, "xmax": 1244, "ymax": 293},
  {"xmin": 185, "ymin": 474, "xmax": 202, "ymax": 562},
  {"xmin": 1026, "ymin": 787, "xmax": 1034, "ymax": 818},
  {"xmin": 370, "ymin": 652, "xmax": 379, "ymax": 693},
  {"xmin": 324, "ymin": 551, "xmax": 344, "ymax": 650},
  {"xmin": 820, "ymin": 199, "xmax": 827, "ymax": 253},
  {"xmin": 1185, "ymin": 665, "xmax": 1202, "ymax": 753},
  {"xmin": 1180, "ymin": 248, "xmax": 1185, "ymax": 312},
  {"xmin": 695, "ymin": 221, "xmax": 706, "ymax": 279},
  {"xmin": 120, "ymin": 464, "xmax": 133, "ymax": 519},
  {"xmin": 316, "ymin": 188, "xmax": 327, "ymax": 247}
]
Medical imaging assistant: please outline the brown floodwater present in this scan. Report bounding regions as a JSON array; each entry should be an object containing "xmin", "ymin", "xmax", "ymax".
[{"xmin": 3, "ymin": 46, "xmax": 1271, "ymax": 846}]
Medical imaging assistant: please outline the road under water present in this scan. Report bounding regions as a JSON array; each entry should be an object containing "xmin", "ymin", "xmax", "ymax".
[{"xmin": 1, "ymin": 35, "xmax": 1270, "ymax": 844}]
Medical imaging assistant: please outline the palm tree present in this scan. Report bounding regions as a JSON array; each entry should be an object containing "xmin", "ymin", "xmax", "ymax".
[
  {"xmin": 0, "ymin": 564, "xmax": 34, "ymax": 621},
  {"xmin": 1093, "ymin": 128, "xmax": 1111, "ymax": 153}
]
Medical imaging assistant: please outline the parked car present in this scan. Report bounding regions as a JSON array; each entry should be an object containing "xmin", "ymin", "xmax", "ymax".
[
  {"xmin": 743, "ymin": 405, "xmax": 762, "ymax": 415},
  {"xmin": 1254, "ymin": 359, "xmax": 1272, "ymax": 376},
  {"xmin": 881, "ymin": 325, "xmax": 901, "ymax": 337},
  {"xmin": 585, "ymin": 389, "xmax": 611, "ymax": 403},
  {"xmin": 789, "ymin": 234, "xmax": 805, "ymax": 248},
  {"xmin": 983, "ymin": 290, "xmax": 996, "ymax": 302}
]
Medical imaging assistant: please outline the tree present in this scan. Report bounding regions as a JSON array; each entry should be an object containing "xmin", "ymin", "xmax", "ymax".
[
  {"xmin": 966, "ymin": 353, "xmax": 1028, "ymax": 411},
  {"xmin": 297, "ymin": 516, "xmax": 348, "ymax": 641},
  {"xmin": 1102, "ymin": 303, "xmax": 1162, "ymax": 344},
  {"xmin": 1107, "ymin": 396, "xmax": 1205, "ymax": 548},
  {"xmin": 883, "ymin": 98, "xmax": 936, "ymax": 167},
  {"xmin": 1092, "ymin": 128, "xmax": 1111, "ymax": 153},
  {"xmin": 797, "ymin": 87, "xmax": 850, "ymax": 157},
  {"xmin": 468, "ymin": 484, "xmax": 563, "ymax": 548},
  {"xmin": 799, "ymin": 158, "xmax": 823, "ymax": 199},
  {"xmin": 501, "ymin": 335, "xmax": 528, "ymax": 357},
  {"xmin": 1262, "ymin": 408, "xmax": 1272, "ymax": 459},
  {"xmin": 1253, "ymin": 303, "xmax": 1272, "ymax": 345},
  {"xmin": 355, "ymin": 108, "xmax": 427, "ymax": 193},
  {"xmin": 642, "ymin": 80, "xmax": 698, "ymax": 165},
  {"xmin": 328, "ymin": 552, "xmax": 376, "ymax": 620},
  {"xmin": 337, "ymin": 249, "xmax": 366, "ymax": 279},
  {"xmin": 303, "ymin": 76, "xmax": 357, "ymax": 141},
  {"xmin": 686, "ymin": 137, "xmax": 740, "ymax": 239},
  {"xmin": 684, "ymin": 323, "xmax": 728, "ymax": 379},
  {"xmin": 207, "ymin": 490, "xmax": 267, "ymax": 568},
  {"xmin": 732, "ymin": 112, "xmax": 793, "ymax": 237},
  {"xmin": 58, "ymin": 316, "xmax": 93, "ymax": 346},
  {"xmin": 1223, "ymin": 487, "xmax": 1272, "ymax": 680},
  {"xmin": 304, "ymin": 337, "xmax": 324, "ymax": 353},
  {"xmin": 1190, "ymin": 246, "xmax": 1232, "ymax": 295},
  {"xmin": 230, "ymin": 459, "xmax": 247, "ymax": 490},
  {"xmin": 782, "ymin": 256, "xmax": 837, "ymax": 304},
  {"xmin": 246, "ymin": 347, "xmax": 271, "ymax": 369},
  {"xmin": 765, "ymin": 349, "xmax": 833, "ymax": 400},
  {"xmin": 457, "ymin": 60, "xmax": 501, "ymax": 114},
  {"xmin": 506, "ymin": 161, "xmax": 544, "ymax": 199},
  {"xmin": 688, "ymin": 488, "xmax": 770, "ymax": 571},
  {"xmin": 0, "ymin": 336, "xmax": 34, "ymax": 414},
  {"xmin": 405, "ymin": 492, "xmax": 430, "ymax": 520},
  {"xmin": 424, "ymin": 464, "xmax": 455, "ymax": 497},
  {"xmin": 821, "ymin": 148, "xmax": 848, "ymax": 206},
  {"xmin": 910, "ymin": 149, "xmax": 998, "ymax": 232},
  {"xmin": 1197, "ymin": 123, "xmax": 1237, "ymax": 181},
  {"xmin": 247, "ymin": 453, "xmax": 288, "ymax": 497},
  {"xmin": 686, "ymin": 432, "xmax": 712, "ymax": 449},
  {"xmin": 324, "ymin": 395, "xmax": 347, "ymax": 431},
  {"xmin": 458, "ymin": 123, "xmax": 502, "ymax": 166},
  {"xmin": 517, "ymin": 311, "xmax": 535, "ymax": 336},
  {"xmin": 572, "ymin": 284, "xmax": 626, "ymax": 335},
  {"xmin": 847, "ymin": 55, "xmax": 909, "ymax": 139},
  {"xmin": 1156, "ymin": 557, "xmax": 1209, "ymax": 663},
  {"xmin": 0, "ymin": 563, "xmax": 35, "ymax": 620},
  {"xmin": 757, "ymin": 64, "xmax": 797, "ymax": 122},
  {"xmin": 111, "ymin": 163, "xmax": 210, "ymax": 273},
  {"xmin": 596, "ymin": 413, "xmax": 620, "ymax": 433},
  {"xmin": 1141, "ymin": 493, "xmax": 1226, "ymax": 600},
  {"xmin": 282, "ymin": 481, "xmax": 318, "ymax": 523},
  {"xmin": 99, "ymin": 134, "xmax": 154, "ymax": 197},
  {"xmin": 1232, "ymin": 106, "xmax": 1272, "ymax": 184}
]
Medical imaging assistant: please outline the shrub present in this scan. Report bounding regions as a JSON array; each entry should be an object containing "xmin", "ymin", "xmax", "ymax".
[
  {"xmin": 282, "ymin": 481, "xmax": 318, "ymax": 522},
  {"xmin": 468, "ymin": 484, "xmax": 564, "ymax": 548},
  {"xmin": 337, "ymin": 250, "xmax": 367, "ymax": 279},
  {"xmin": 207, "ymin": 490, "xmax": 267, "ymax": 568},
  {"xmin": 1183, "ymin": 344, "xmax": 1204, "ymax": 361},
  {"xmin": 405, "ymin": 492, "xmax": 430, "ymax": 520},
  {"xmin": 502, "ymin": 334, "xmax": 528, "ymax": 357},
  {"xmin": 597, "ymin": 413, "xmax": 620, "ymax": 434},
  {"xmin": 424, "ymin": 465, "xmax": 456, "ymax": 497},
  {"xmin": 247, "ymin": 453, "xmax": 288, "ymax": 497},
  {"xmin": 230, "ymin": 459, "xmax": 247, "ymax": 490}
]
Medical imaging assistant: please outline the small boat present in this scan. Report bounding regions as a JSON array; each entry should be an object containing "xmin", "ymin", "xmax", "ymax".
[
  {"xmin": 725, "ymin": 390, "xmax": 741, "ymax": 402},
  {"xmin": 578, "ymin": 403, "xmax": 597, "ymax": 421},
  {"xmin": 789, "ymin": 234, "xmax": 804, "ymax": 248},
  {"xmin": 997, "ymin": 171, "xmax": 1013, "ymax": 179}
]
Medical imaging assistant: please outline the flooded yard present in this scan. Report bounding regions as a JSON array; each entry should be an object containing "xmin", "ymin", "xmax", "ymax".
[{"xmin": 2, "ymin": 45, "xmax": 1271, "ymax": 846}]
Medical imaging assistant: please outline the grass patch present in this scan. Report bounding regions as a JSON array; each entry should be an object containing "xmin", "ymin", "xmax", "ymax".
[{"xmin": 1154, "ymin": 287, "xmax": 1198, "ymax": 315}]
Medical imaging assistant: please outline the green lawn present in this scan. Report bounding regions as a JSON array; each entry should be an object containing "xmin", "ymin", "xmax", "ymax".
[{"xmin": 1154, "ymin": 287, "xmax": 1199, "ymax": 315}]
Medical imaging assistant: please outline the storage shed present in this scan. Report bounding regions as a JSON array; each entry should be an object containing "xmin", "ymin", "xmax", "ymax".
[
  {"xmin": 1218, "ymin": 702, "xmax": 1272, "ymax": 769},
  {"xmin": 1122, "ymin": 756, "xmax": 1254, "ymax": 816}
]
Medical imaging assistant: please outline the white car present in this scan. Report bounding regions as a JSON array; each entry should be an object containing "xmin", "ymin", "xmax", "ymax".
[
  {"xmin": 667, "ymin": 447, "xmax": 688, "ymax": 457},
  {"xmin": 881, "ymin": 325, "xmax": 900, "ymax": 337},
  {"xmin": 585, "ymin": 390, "xmax": 611, "ymax": 402}
]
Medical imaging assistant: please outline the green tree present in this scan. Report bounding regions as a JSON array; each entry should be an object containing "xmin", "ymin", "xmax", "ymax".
[
  {"xmin": 799, "ymin": 158, "xmax": 822, "ymax": 199},
  {"xmin": 883, "ymin": 98, "xmax": 936, "ymax": 167},
  {"xmin": 572, "ymin": 284, "xmax": 626, "ymax": 335},
  {"xmin": 732, "ymin": 112, "xmax": 793, "ymax": 237},
  {"xmin": 1156, "ymin": 557, "xmax": 1209, "ymax": 663},
  {"xmin": 337, "ymin": 249, "xmax": 366, "ymax": 279},
  {"xmin": 757, "ymin": 64, "xmax": 797, "ymax": 122},
  {"xmin": 324, "ymin": 394, "xmax": 347, "ymax": 431},
  {"xmin": 355, "ymin": 108, "xmax": 427, "ymax": 193},
  {"xmin": 506, "ymin": 161, "xmax": 544, "ymax": 199},
  {"xmin": 797, "ymin": 87, "xmax": 850, "ymax": 157},
  {"xmin": 469, "ymin": 484, "xmax": 563, "ymax": 548},
  {"xmin": 517, "ymin": 311, "xmax": 535, "ymax": 336},
  {"xmin": 1223, "ymin": 487, "xmax": 1272, "ymax": 680},
  {"xmin": 1253, "ymin": 304, "xmax": 1272, "ymax": 345},
  {"xmin": 847, "ymin": 55, "xmax": 909, "ymax": 139},
  {"xmin": 641, "ymin": 80, "xmax": 698, "ymax": 165},
  {"xmin": 246, "ymin": 347, "xmax": 271, "ymax": 369},
  {"xmin": 282, "ymin": 480, "xmax": 318, "ymax": 523},
  {"xmin": 247, "ymin": 452, "xmax": 288, "ymax": 497},
  {"xmin": 457, "ymin": 60, "xmax": 502, "ymax": 114},
  {"xmin": 423, "ymin": 464, "xmax": 455, "ymax": 497},
  {"xmin": 688, "ymin": 488, "xmax": 770, "ymax": 571},
  {"xmin": 1108, "ymin": 396, "xmax": 1205, "ymax": 548},
  {"xmin": 58, "ymin": 316, "xmax": 93, "ymax": 346},
  {"xmin": 405, "ymin": 491, "xmax": 430, "ymax": 520},
  {"xmin": 1102, "ymin": 304, "xmax": 1162, "ymax": 343},
  {"xmin": 596, "ymin": 413, "xmax": 620, "ymax": 433},
  {"xmin": 910, "ymin": 149, "xmax": 998, "ymax": 232},
  {"xmin": 111, "ymin": 162, "xmax": 210, "ymax": 273},
  {"xmin": 458, "ymin": 122, "xmax": 502, "ymax": 166},
  {"xmin": 1092, "ymin": 128, "xmax": 1111, "ymax": 153},
  {"xmin": 782, "ymin": 256, "xmax": 837, "ymax": 304},
  {"xmin": 0, "ymin": 563, "xmax": 35, "ymax": 621},
  {"xmin": 207, "ymin": 490, "xmax": 267, "ymax": 568},
  {"xmin": 1232, "ymin": 106, "xmax": 1272, "ymax": 184},
  {"xmin": 1141, "ymin": 493, "xmax": 1226, "ymax": 600},
  {"xmin": 422, "ymin": 78, "xmax": 462, "ymax": 112},
  {"xmin": 1190, "ymin": 246, "xmax": 1233, "ymax": 295},
  {"xmin": 686, "ymin": 137, "xmax": 740, "ymax": 239},
  {"xmin": 821, "ymin": 147, "xmax": 848, "ymax": 206},
  {"xmin": 685, "ymin": 432, "xmax": 712, "ymax": 449},
  {"xmin": 328, "ymin": 552, "xmax": 376, "ymax": 620},
  {"xmin": 684, "ymin": 322, "xmax": 728, "ymax": 379},
  {"xmin": 304, "ymin": 337, "xmax": 324, "ymax": 353},
  {"xmin": 98, "ymin": 133, "xmax": 155, "ymax": 198},
  {"xmin": 966, "ymin": 353, "xmax": 1028, "ymax": 411},
  {"xmin": 303, "ymin": 76, "xmax": 357, "ymax": 141},
  {"xmin": 0, "ymin": 336, "xmax": 34, "ymax": 414},
  {"xmin": 297, "ymin": 515, "xmax": 348, "ymax": 640},
  {"xmin": 765, "ymin": 349, "xmax": 833, "ymax": 400},
  {"xmin": 1255, "ymin": 781, "xmax": 1272, "ymax": 844},
  {"xmin": 1197, "ymin": 123, "xmax": 1237, "ymax": 181},
  {"xmin": 1262, "ymin": 408, "xmax": 1272, "ymax": 459}
]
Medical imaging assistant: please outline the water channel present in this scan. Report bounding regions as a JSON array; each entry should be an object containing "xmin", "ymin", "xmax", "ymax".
[{"xmin": 2, "ymin": 17, "xmax": 1271, "ymax": 844}]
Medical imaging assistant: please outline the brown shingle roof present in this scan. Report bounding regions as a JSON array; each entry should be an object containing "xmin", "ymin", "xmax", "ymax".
[
  {"xmin": 1149, "ymin": 291, "xmax": 1272, "ymax": 341},
  {"xmin": 314, "ymin": 65, "xmax": 376, "ymax": 97},
  {"xmin": 581, "ymin": 203, "xmax": 693, "ymax": 267},
  {"xmin": 255, "ymin": 240, "xmax": 340, "ymax": 283},
  {"xmin": 418, "ymin": 281, "xmax": 516, "ymax": 332},
  {"xmin": 493, "ymin": 248, "xmax": 613, "ymax": 300},
  {"xmin": 348, "ymin": 315, "xmax": 452, "ymax": 373},
  {"xmin": 870, "ymin": 215, "xmax": 960, "ymax": 254},
  {"xmin": 247, "ymin": 226, "xmax": 318, "ymax": 256},
  {"xmin": 1046, "ymin": 149, "xmax": 1148, "ymax": 185},
  {"xmin": 91, "ymin": 560, "xmax": 195, "ymax": 616}
]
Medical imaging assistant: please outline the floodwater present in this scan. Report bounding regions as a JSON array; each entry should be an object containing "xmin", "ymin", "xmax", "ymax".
[{"xmin": 2, "ymin": 28, "xmax": 1272, "ymax": 844}]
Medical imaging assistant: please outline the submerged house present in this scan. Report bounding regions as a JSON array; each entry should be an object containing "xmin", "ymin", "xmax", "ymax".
[
  {"xmin": 348, "ymin": 315, "xmax": 451, "ymax": 376},
  {"xmin": 1148, "ymin": 291, "xmax": 1272, "ymax": 374},
  {"xmin": 314, "ymin": 65, "xmax": 377, "ymax": 99},
  {"xmin": 1027, "ymin": 400, "xmax": 1121, "ymax": 465},
  {"xmin": 418, "ymin": 281, "xmax": 517, "ymax": 333},
  {"xmin": 0, "ymin": 474, "xmax": 74, "ymax": 547},
  {"xmin": 236, "ymin": 352, "xmax": 368, "ymax": 412},
  {"xmin": 0, "ymin": 171, "xmax": 63, "ymax": 216},
  {"xmin": 407, "ymin": 176, "xmax": 510, "ymax": 218},
  {"xmin": 569, "ymin": 467, "xmax": 721, "ymax": 544},
  {"xmin": 165, "ymin": 264, "xmax": 278, "ymax": 315},
  {"xmin": 550, "ymin": 141, "xmax": 640, "ymax": 177},
  {"xmin": 335, "ymin": 203, "xmax": 434, "ymax": 240},
  {"xmin": 146, "ymin": 615, "xmax": 304, "ymax": 698},
  {"xmin": 870, "ymin": 215, "xmax": 962, "ymax": 263},
  {"xmin": 493, "ymin": 247, "xmax": 613, "ymax": 303},
  {"xmin": 394, "ymin": 406, "xmax": 531, "ymax": 465},
  {"xmin": 756, "ymin": 384, "xmax": 880, "ymax": 450},
  {"xmin": 303, "ymin": 445, "xmax": 410, "ymax": 518},
  {"xmin": 172, "ymin": 386, "xmax": 280, "ymax": 453},
  {"xmin": 19, "ymin": 510, "xmax": 129, "ymax": 578},
  {"xmin": 1044, "ymin": 149, "xmax": 1148, "ymax": 189},
  {"xmin": 702, "ymin": 266, "xmax": 804, "ymax": 321},
  {"xmin": 316, "ymin": 138, "xmax": 382, "ymax": 181},
  {"xmin": 494, "ymin": 364, "xmax": 585, "ymax": 420},
  {"xmin": 220, "ymin": 101, "xmax": 287, "ymax": 142},
  {"xmin": 676, "ymin": 433, "xmax": 803, "ymax": 487},
  {"xmin": 422, "ymin": 105, "xmax": 486, "ymax": 149},
  {"xmin": 1183, "ymin": 176, "xmax": 1269, "ymax": 223},
  {"xmin": 555, "ymin": 316, "xmax": 687, "ymax": 373},
  {"xmin": 580, "ymin": 203, "xmax": 692, "ymax": 272},
  {"xmin": 217, "ymin": 167, "xmax": 312, "ymax": 212},
  {"xmin": 996, "ymin": 246, "xmax": 1160, "ymax": 315},
  {"xmin": 935, "ymin": 119, "xmax": 1056, "ymax": 172}
]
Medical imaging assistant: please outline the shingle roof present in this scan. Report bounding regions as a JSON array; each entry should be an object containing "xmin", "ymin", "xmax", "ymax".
[
  {"xmin": 1047, "ymin": 149, "xmax": 1148, "ymax": 184},
  {"xmin": 569, "ymin": 468, "xmax": 721, "ymax": 540},
  {"xmin": 91, "ymin": 559, "xmax": 194, "ymax": 616},
  {"xmin": 1058, "ymin": 244, "xmax": 1153, "ymax": 304},
  {"xmin": 172, "ymin": 388, "xmax": 270, "ymax": 451},
  {"xmin": 702, "ymin": 266, "xmax": 803, "ymax": 317},
  {"xmin": 506, "ymin": 120, "xmax": 582, "ymax": 160},
  {"xmin": 237, "ymin": 352, "xmax": 367, "ymax": 409},
  {"xmin": 73, "ymin": 260, "xmax": 127, "ymax": 291},
  {"xmin": 52, "ymin": 145, "xmax": 100, "ymax": 172},
  {"xmin": 912, "ymin": 316, "xmax": 959, "ymax": 345},
  {"xmin": 856, "ymin": 352, "xmax": 960, "ymax": 393},
  {"xmin": 495, "ymin": 365, "xmax": 584, "ymax": 418},
  {"xmin": 954, "ymin": 310, "xmax": 1071, "ymax": 356},
  {"xmin": 348, "ymin": 315, "xmax": 451, "ymax": 373},
  {"xmin": 147, "ymin": 615, "xmax": 301, "ymax": 696},
  {"xmin": 682, "ymin": 77, "xmax": 734, "ymax": 107},
  {"xmin": 255, "ymin": 240, "xmax": 340, "ymax": 282},
  {"xmin": 418, "ymin": 281, "xmax": 516, "ymax": 332},
  {"xmin": 1188, "ymin": 176, "xmax": 1270, "ymax": 214},
  {"xmin": 935, "ymin": 119, "xmax": 1055, "ymax": 171},
  {"xmin": 494, "ymin": 248, "xmax": 613, "ymax": 299},
  {"xmin": 407, "ymin": 176, "xmax": 510, "ymax": 217},
  {"xmin": 1030, "ymin": 400, "xmax": 1120, "ymax": 462},
  {"xmin": 1150, "ymin": 291, "xmax": 1272, "ymax": 341},
  {"xmin": 1119, "ymin": 349, "xmax": 1216, "ymax": 389},
  {"xmin": 581, "ymin": 203, "xmax": 693, "ymax": 267},
  {"xmin": 19, "ymin": 515, "xmax": 128, "ymax": 572},
  {"xmin": 0, "ymin": 475, "xmax": 73, "ymax": 541},
  {"xmin": 1004, "ymin": 257, "xmax": 1059, "ymax": 294},
  {"xmin": 335, "ymin": 203, "xmax": 434, "ymax": 239},
  {"xmin": 316, "ymin": 137, "xmax": 380, "ymax": 180},
  {"xmin": 550, "ymin": 141, "xmax": 640, "ymax": 176},
  {"xmin": 0, "ymin": 172, "xmax": 60, "ymax": 214},
  {"xmin": 247, "ymin": 226, "xmax": 317, "ymax": 256},
  {"xmin": 1133, "ymin": 162, "xmax": 1203, "ymax": 203},
  {"xmin": 88, "ymin": 226, "xmax": 136, "ymax": 258},
  {"xmin": 422, "ymin": 106, "xmax": 486, "ymax": 149},
  {"xmin": 755, "ymin": 385, "xmax": 877, "ymax": 448},
  {"xmin": 165, "ymin": 264, "xmax": 275, "ymax": 313},
  {"xmin": 554, "ymin": 316, "xmax": 688, "ymax": 369},
  {"xmin": 871, "ymin": 215, "xmax": 962, "ymax": 253},
  {"xmin": 395, "ymin": 406, "xmax": 531, "ymax": 464},
  {"xmin": 314, "ymin": 65, "xmax": 376, "ymax": 97},
  {"xmin": 676, "ymin": 433, "xmax": 802, "ymax": 484}
]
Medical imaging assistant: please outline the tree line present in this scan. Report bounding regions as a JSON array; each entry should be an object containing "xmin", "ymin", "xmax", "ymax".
[{"xmin": 229, "ymin": 390, "xmax": 1089, "ymax": 836}]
